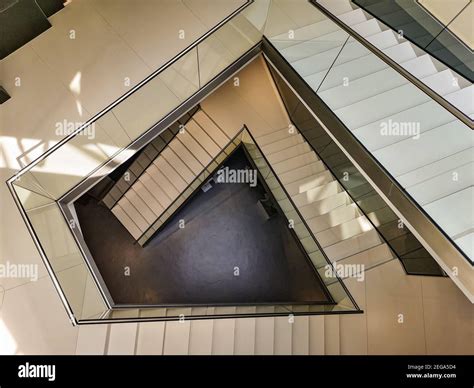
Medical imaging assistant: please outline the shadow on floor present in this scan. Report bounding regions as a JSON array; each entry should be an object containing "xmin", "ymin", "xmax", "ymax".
[{"xmin": 75, "ymin": 148, "xmax": 330, "ymax": 306}]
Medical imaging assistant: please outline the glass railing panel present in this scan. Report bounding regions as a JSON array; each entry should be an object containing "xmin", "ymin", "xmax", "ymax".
[
  {"xmin": 267, "ymin": 60, "xmax": 447, "ymax": 276},
  {"xmin": 12, "ymin": 183, "xmax": 108, "ymax": 320},
  {"xmin": 303, "ymin": 36, "xmax": 474, "ymax": 264},
  {"xmin": 12, "ymin": 172, "xmax": 54, "ymax": 207},
  {"xmin": 21, "ymin": 10, "xmax": 262, "ymax": 201},
  {"xmin": 110, "ymin": 73, "xmax": 183, "ymax": 141},
  {"xmin": 243, "ymin": 0, "xmax": 271, "ymax": 36},
  {"xmin": 241, "ymin": 128, "xmax": 359, "ymax": 311},
  {"xmin": 355, "ymin": 0, "xmax": 445, "ymax": 43},
  {"xmin": 158, "ymin": 48, "xmax": 200, "ymax": 100},
  {"xmin": 264, "ymin": 0, "xmax": 330, "ymax": 39},
  {"xmin": 264, "ymin": 1, "xmax": 350, "ymax": 82},
  {"xmin": 198, "ymin": 12, "xmax": 260, "ymax": 86},
  {"xmin": 97, "ymin": 304, "xmax": 296, "ymax": 322},
  {"xmin": 353, "ymin": 0, "xmax": 474, "ymax": 82},
  {"xmin": 428, "ymin": 27, "xmax": 474, "ymax": 81},
  {"xmin": 27, "ymin": 120, "xmax": 128, "ymax": 199},
  {"xmin": 315, "ymin": 37, "xmax": 391, "ymax": 93}
]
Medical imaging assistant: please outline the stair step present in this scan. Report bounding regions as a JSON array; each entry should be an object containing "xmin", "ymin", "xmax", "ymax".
[
  {"xmin": 116, "ymin": 197, "xmax": 148, "ymax": 231},
  {"xmin": 136, "ymin": 322, "xmax": 165, "ymax": 355},
  {"xmin": 306, "ymin": 203, "xmax": 361, "ymax": 233},
  {"xmin": 319, "ymin": 0, "xmax": 355, "ymax": 15},
  {"xmin": 285, "ymin": 170, "xmax": 335, "ymax": 196},
  {"xmin": 273, "ymin": 316, "xmax": 293, "ymax": 355},
  {"xmin": 339, "ymin": 242, "xmax": 395, "ymax": 269},
  {"xmin": 351, "ymin": 18, "xmax": 383, "ymax": 37},
  {"xmin": 146, "ymin": 164, "xmax": 180, "ymax": 200},
  {"xmin": 406, "ymin": 162, "xmax": 474, "ymax": 206},
  {"xmin": 111, "ymin": 204, "xmax": 142, "ymax": 239},
  {"xmin": 254, "ymin": 307, "xmax": 275, "ymax": 355},
  {"xmin": 76, "ymin": 324, "xmax": 108, "ymax": 355},
  {"xmin": 140, "ymin": 172, "xmax": 173, "ymax": 209},
  {"xmin": 168, "ymin": 137, "xmax": 204, "ymax": 175},
  {"xmin": 324, "ymin": 228, "xmax": 382, "ymax": 262},
  {"xmin": 338, "ymin": 8, "xmax": 368, "ymax": 26},
  {"xmin": 186, "ymin": 119, "xmax": 221, "ymax": 157},
  {"xmin": 278, "ymin": 160, "xmax": 327, "ymax": 184},
  {"xmin": 334, "ymin": 83, "xmax": 429, "ymax": 129},
  {"xmin": 365, "ymin": 30, "xmax": 399, "ymax": 49},
  {"xmin": 256, "ymin": 126, "xmax": 297, "ymax": 146},
  {"xmin": 161, "ymin": 147, "xmax": 196, "ymax": 184},
  {"xmin": 352, "ymin": 99, "xmax": 454, "ymax": 152},
  {"xmin": 292, "ymin": 180, "xmax": 341, "ymax": 208},
  {"xmin": 262, "ymin": 134, "xmax": 305, "ymax": 155},
  {"xmin": 309, "ymin": 315, "xmax": 325, "ymax": 355},
  {"xmin": 163, "ymin": 311, "xmax": 191, "ymax": 355},
  {"xmin": 133, "ymin": 181, "xmax": 164, "ymax": 216},
  {"xmin": 292, "ymin": 315, "xmax": 310, "ymax": 355},
  {"xmin": 194, "ymin": 110, "xmax": 230, "ymax": 148},
  {"xmin": 279, "ymin": 30, "xmax": 348, "ymax": 63},
  {"xmin": 107, "ymin": 323, "xmax": 138, "ymax": 355},
  {"xmin": 178, "ymin": 130, "xmax": 212, "ymax": 166},
  {"xmin": 266, "ymin": 142, "xmax": 312, "ymax": 165},
  {"xmin": 400, "ymin": 54, "xmax": 438, "ymax": 79},
  {"xmin": 292, "ymin": 45, "xmax": 348, "ymax": 80},
  {"xmin": 421, "ymin": 69, "xmax": 461, "ymax": 96},
  {"xmin": 444, "ymin": 86, "xmax": 474, "ymax": 117},
  {"xmin": 272, "ymin": 151, "xmax": 319, "ymax": 174},
  {"xmin": 124, "ymin": 189, "xmax": 156, "ymax": 224},
  {"xmin": 153, "ymin": 157, "xmax": 187, "ymax": 192},
  {"xmin": 234, "ymin": 315, "xmax": 256, "ymax": 355},
  {"xmin": 397, "ymin": 147, "xmax": 474, "ymax": 188},
  {"xmin": 316, "ymin": 215, "xmax": 374, "ymax": 247},
  {"xmin": 316, "ymin": 51, "xmax": 387, "ymax": 92},
  {"xmin": 324, "ymin": 316, "xmax": 340, "ymax": 355},
  {"xmin": 298, "ymin": 191, "xmax": 351, "ymax": 220},
  {"xmin": 382, "ymin": 41, "xmax": 417, "ymax": 63},
  {"xmin": 320, "ymin": 67, "xmax": 406, "ymax": 111},
  {"xmin": 211, "ymin": 308, "xmax": 236, "ymax": 355},
  {"xmin": 189, "ymin": 317, "xmax": 214, "ymax": 355},
  {"xmin": 373, "ymin": 120, "xmax": 470, "ymax": 177},
  {"xmin": 271, "ymin": 18, "xmax": 340, "ymax": 43}
]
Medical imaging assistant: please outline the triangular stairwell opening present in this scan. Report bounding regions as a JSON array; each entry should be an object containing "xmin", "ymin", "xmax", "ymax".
[{"xmin": 75, "ymin": 142, "xmax": 332, "ymax": 306}]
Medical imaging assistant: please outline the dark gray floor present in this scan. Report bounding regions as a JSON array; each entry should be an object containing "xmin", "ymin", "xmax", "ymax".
[{"xmin": 75, "ymin": 148, "xmax": 330, "ymax": 306}]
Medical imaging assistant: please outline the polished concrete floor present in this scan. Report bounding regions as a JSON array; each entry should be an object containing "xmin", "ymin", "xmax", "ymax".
[{"xmin": 75, "ymin": 148, "xmax": 330, "ymax": 306}]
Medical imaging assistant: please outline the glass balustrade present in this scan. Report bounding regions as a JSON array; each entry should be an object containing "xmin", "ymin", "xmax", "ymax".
[
  {"xmin": 263, "ymin": 0, "xmax": 473, "ymax": 268},
  {"xmin": 9, "ymin": 3, "xmax": 269, "ymax": 323},
  {"xmin": 353, "ymin": 0, "xmax": 473, "ymax": 82}
]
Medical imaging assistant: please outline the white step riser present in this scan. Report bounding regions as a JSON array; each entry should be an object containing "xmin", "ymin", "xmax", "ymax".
[{"xmin": 113, "ymin": 111, "xmax": 230, "ymax": 240}]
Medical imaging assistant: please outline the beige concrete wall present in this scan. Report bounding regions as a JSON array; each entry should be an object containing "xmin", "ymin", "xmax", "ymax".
[{"xmin": 418, "ymin": 0, "xmax": 473, "ymax": 49}]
